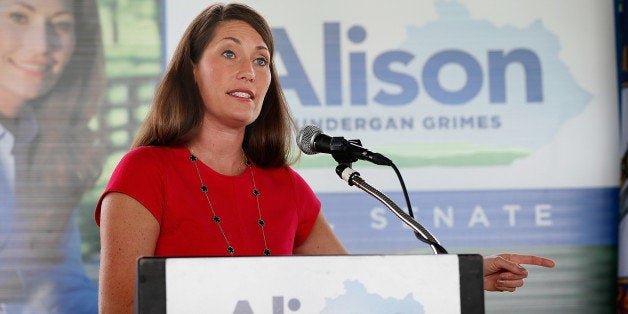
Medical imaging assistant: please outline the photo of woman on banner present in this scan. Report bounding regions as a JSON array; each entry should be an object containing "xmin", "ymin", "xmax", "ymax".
[
  {"xmin": 0, "ymin": 0, "xmax": 104, "ymax": 312},
  {"xmin": 96, "ymin": 3, "xmax": 555, "ymax": 313}
]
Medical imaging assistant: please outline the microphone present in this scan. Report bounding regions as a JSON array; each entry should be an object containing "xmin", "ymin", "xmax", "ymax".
[{"xmin": 296, "ymin": 125, "xmax": 392, "ymax": 166}]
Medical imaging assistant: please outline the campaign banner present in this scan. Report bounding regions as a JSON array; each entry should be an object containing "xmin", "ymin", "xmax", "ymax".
[{"xmin": 164, "ymin": 0, "xmax": 618, "ymax": 312}]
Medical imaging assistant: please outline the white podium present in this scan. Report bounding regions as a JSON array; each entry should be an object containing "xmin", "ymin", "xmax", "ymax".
[{"xmin": 135, "ymin": 254, "xmax": 484, "ymax": 314}]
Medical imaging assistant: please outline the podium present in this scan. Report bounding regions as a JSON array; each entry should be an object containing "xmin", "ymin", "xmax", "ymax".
[{"xmin": 135, "ymin": 254, "xmax": 484, "ymax": 313}]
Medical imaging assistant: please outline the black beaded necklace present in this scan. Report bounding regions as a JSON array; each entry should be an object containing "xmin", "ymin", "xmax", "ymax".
[{"xmin": 189, "ymin": 151, "xmax": 271, "ymax": 256}]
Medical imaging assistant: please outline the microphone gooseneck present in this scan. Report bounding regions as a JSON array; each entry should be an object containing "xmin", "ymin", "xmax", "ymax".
[{"xmin": 335, "ymin": 164, "xmax": 448, "ymax": 254}]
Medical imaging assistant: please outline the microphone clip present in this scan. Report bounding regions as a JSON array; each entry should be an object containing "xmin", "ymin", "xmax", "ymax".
[
  {"xmin": 330, "ymin": 138, "xmax": 363, "ymax": 165},
  {"xmin": 328, "ymin": 138, "xmax": 392, "ymax": 166}
]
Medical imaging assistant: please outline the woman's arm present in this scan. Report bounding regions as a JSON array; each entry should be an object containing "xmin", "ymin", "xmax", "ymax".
[
  {"xmin": 293, "ymin": 212, "xmax": 348, "ymax": 255},
  {"xmin": 99, "ymin": 192, "xmax": 160, "ymax": 314}
]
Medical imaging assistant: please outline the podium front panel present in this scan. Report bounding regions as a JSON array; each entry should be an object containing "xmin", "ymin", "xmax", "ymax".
[{"xmin": 136, "ymin": 254, "xmax": 484, "ymax": 313}]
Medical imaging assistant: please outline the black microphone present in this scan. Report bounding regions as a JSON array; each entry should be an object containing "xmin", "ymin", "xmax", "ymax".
[{"xmin": 296, "ymin": 125, "xmax": 392, "ymax": 166}]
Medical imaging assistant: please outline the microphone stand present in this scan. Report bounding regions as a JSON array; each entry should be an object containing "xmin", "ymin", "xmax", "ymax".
[{"xmin": 335, "ymin": 163, "xmax": 447, "ymax": 255}]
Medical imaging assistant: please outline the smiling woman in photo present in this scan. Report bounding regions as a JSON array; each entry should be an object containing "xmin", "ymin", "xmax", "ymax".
[{"xmin": 0, "ymin": 0, "xmax": 104, "ymax": 312}]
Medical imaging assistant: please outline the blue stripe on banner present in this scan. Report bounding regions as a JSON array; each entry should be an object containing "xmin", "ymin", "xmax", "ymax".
[{"xmin": 319, "ymin": 187, "xmax": 619, "ymax": 252}]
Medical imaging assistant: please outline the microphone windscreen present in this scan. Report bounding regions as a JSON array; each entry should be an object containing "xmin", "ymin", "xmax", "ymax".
[{"xmin": 296, "ymin": 125, "xmax": 322, "ymax": 155}]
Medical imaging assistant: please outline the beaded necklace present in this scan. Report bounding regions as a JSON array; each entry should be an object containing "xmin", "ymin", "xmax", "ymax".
[{"xmin": 189, "ymin": 151, "xmax": 271, "ymax": 256}]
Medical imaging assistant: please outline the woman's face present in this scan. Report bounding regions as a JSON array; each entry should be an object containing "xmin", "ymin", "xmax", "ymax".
[
  {"xmin": 193, "ymin": 20, "xmax": 272, "ymax": 129},
  {"xmin": 0, "ymin": 0, "xmax": 75, "ymax": 114}
]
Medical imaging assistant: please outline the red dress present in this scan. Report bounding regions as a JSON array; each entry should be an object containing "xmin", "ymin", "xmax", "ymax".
[{"xmin": 95, "ymin": 146, "xmax": 320, "ymax": 256}]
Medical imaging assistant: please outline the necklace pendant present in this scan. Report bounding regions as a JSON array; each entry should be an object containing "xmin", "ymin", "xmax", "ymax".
[
  {"xmin": 263, "ymin": 248, "xmax": 271, "ymax": 256},
  {"xmin": 227, "ymin": 246, "xmax": 235, "ymax": 255}
]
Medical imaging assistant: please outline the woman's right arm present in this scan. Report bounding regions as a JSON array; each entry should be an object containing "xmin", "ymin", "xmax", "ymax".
[{"xmin": 98, "ymin": 192, "xmax": 160, "ymax": 314}]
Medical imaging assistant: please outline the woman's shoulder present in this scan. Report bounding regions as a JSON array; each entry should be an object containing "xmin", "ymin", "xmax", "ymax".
[
  {"xmin": 120, "ymin": 145, "xmax": 188, "ymax": 166},
  {"xmin": 260, "ymin": 165, "xmax": 308, "ymax": 186}
]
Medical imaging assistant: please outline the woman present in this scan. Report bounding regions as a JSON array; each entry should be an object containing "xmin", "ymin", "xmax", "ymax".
[
  {"xmin": 96, "ymin": 3, "xmax": 554, "ymax": 313},
  {"xmin": 0, "ymin": 0, "xmax": 104, "ymax": 312}
]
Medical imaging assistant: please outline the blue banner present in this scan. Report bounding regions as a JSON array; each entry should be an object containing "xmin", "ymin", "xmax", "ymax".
[{"xmin": 322, "ymin": 187, "xmax": 618, "ymax": 251}]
